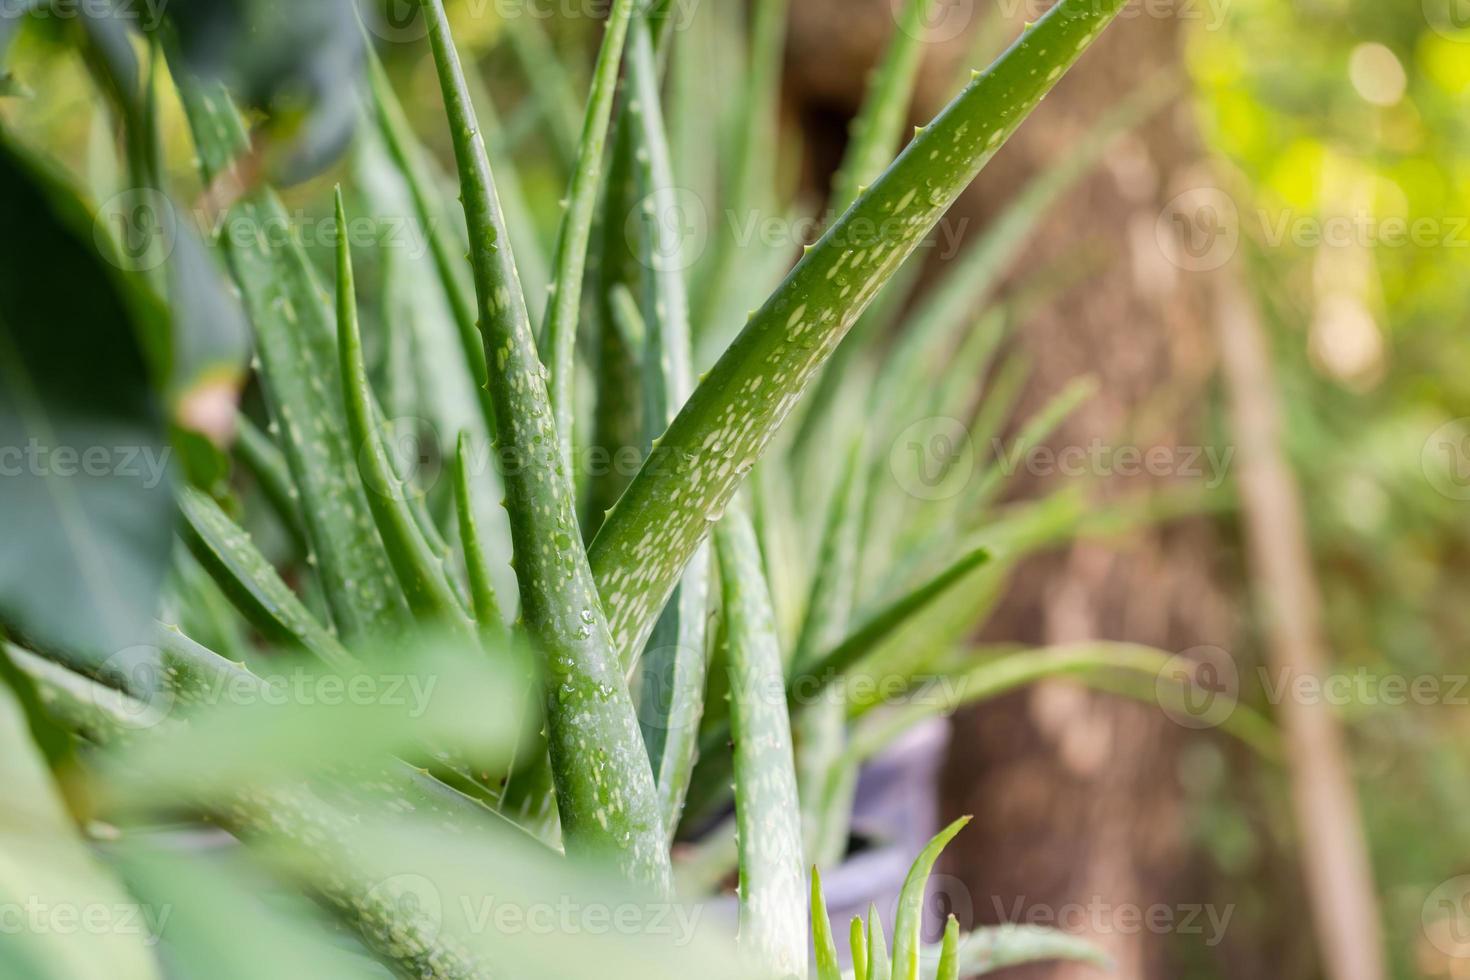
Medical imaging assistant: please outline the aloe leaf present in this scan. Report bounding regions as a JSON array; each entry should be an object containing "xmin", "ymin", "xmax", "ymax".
[
  {"xmin": 233, "ymin": 414, "xmax": 307, "ymax": 552},
  {"xmin": 8, "ymin": 645, "xmax": 535, "ymax": 980},
  {"xmin": 454, "ymin": 432, "xmax": 505, "ymax": 635},
  {"xmin": 811, "ymin": 867, "xmax": 842, "ymax": 980},
  {"xmin": 0, "ymin": 682, "xmax": 162, "ymax": 980},
  {"xmin": 846, "ymin": 644, "xmax": 1281, "ymax": 764},
  {"xmin": 892, "ymin": 816, "xmax": 970, "ymax": 980},
  {"xmin": 935, "ymin": 916, "xmax": 959, "ymax": 980},
  {"xmin": 918, "ymin": 924, "xmax": 1110, "ymax": 976},
  {"xmin": 418, "ymin": 0, "xmax": 671, "ymax": 893},
  {"xmin": 867, "ymin": 905, "xmax": 892, "ymax": 980},
  {"xmin": 0, "ymin": 131, "xmax": 174, "ymax": 662},
  {"xmin": 540, "ymin": 0, "xmax": 637, "ymax": 470},
  {"xmin": 800, "ymin": 547, "xmax": 991, "ymax": 699},
  {"xmin": 622, "ymin": 14, "xmax": 713, "ymax": 831},
  {"xmin": 716, "ymin": 506, "xmax": 806, "ymax": 978},
  {"xmin": 335, "ymin": 189, "xmax": 474, "ymax": 634},
  {"xmin": 589, "ymin": 0, "xmax": 1131, "ymax": 663},
  {"xmin": 360, "ymin": 40, "xmax": 497, "ymax": 438},
  {"xmin": 968, "ymin": 376, "xmax": 1097, "ymax": 509},
  {"xmin": 693, "ymin": 0, "xmax": 789, "ymax": 342},
  {"xmin": 829, "ymin": 0, "xmax": 938, "ymax": 213},
  {"xmin": 584, "ymin": 118, "xmax": 647, "ymax": 534},
  {"xmin": 795, "ymin": 443, "xmax": 865, "ymax": 865},
  {"xmin": 171, "ymin": 73, "xmax": 410, "ymax": 640},
  {"xmin": 850, "ymin": 916, "xmax": 869, "ymax": 980},
  {"xmin": 178, "ymin": 486, "xmax": 352, "ymax": 669},
  {"xmin": 888, "ymin": 78, "xmax": 1172, "ymax": 369},
  {"xmin": 501, "ymin": 13, "xmax": 583, "ymax": 171}
]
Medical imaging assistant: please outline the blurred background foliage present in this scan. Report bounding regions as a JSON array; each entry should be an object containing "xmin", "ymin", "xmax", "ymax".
[
  {"xmin": 1185, "ymin": 3, "xmax": 1470, "ymax": 978},
  {"xmin": 4, "ymin": 0, "xmax": 1470, "ymax": 977}
]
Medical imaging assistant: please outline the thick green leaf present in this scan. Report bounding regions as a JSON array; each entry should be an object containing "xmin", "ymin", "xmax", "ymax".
[
  {"xmin": 589, "ymin": 0, "xmax": 1132, "ymax": 664},
  {"xmin": 360, "ymin": 39, "xmax": 497, "ymax": 438},
  {"xmin": 850, "ymin": 916, "xmax": 869, "ymax": 980},
  {"xmin": 892, "ymin": 816, "xmax": 970, "ymax": 980},
  {"xmin": 541, "ymin": 0, "xmax": 637, "ymax": 470},
  {"xmin": 335, "ymin": 189, "xmax": 473, "ymax": 635},
  {"xmin": 178, "ymin": 486, "xmax": 351, "ymax": 668},
  {"xmin": 716, "ymin": 506, "xmax": 805, "ymax": 978},
  {"xmin": 417, "ymin": 0, "xmax": 671, "ymax": 894},
  {"xmin": 624, "ymin": 14, "xmax": 712, "ymax": 833},
  {"xmin": 171, "ymin": 72, "xmax": 409, "ymax": 640},
  {"xmin": 0, "ymin": 682, "xmax": 162, "ymax": 980},
  {"xmin": 0, "ymin": 130, "xmax": 174, "ymax": 662}
]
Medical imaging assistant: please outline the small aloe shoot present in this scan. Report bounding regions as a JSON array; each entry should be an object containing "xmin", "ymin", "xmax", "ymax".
[
  {"xmin": 811, "ymin": 867, "xmax": 841, "ymax": 980},
  {"xmin": 335, "ymin": 188, "xmax": 473, "ymax": 637},
  {"xmin": 850, "ymin": 917, "xmax": 869, "ymax": 980},
  {"xmin": 867, "ymin": 905, "xmax": 891, "ymax": 980},
  {"xmin": 589, "ymin": 0, "xmax": 1132, "ymax": 664},
  {"xmin": 936, "ymin": 917, "xmax": 960, "ymax": 980},
  {"xmin": 893, "ymin": 817, "xmax": 971, "ymax": 980},
  {"xmin": 417, "ymin": 0, "xmax": 671, "ymax": 893},
  {"xmin": 454, "ymin": 432, "xmax": 505, "ymax": 637}
]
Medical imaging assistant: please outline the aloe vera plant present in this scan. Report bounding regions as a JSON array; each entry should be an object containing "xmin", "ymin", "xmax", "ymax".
[{"xmin": 0, "ymin": 1, "xmax": 1259, "ymax": 977}]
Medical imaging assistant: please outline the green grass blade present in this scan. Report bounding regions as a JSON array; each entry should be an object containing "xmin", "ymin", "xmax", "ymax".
[
  {"xmin": 969, "ymin": 376, "xmax": 1097, "ymax": 508},
  {"xmin": 893, "ymin": 816, "xmax": 970, "ymax": 980},
  {"xmin": 361, "ymin": 40, "xmax": 497, "ymax": 438},
  {"xmin": 811, "ymin": 867, "xmax": 842, "ymax": 980},
  {"xmin": 335, "ymin": 189, "xmax": 473, "ymax": 635},
  {"xmin": 867, "ymin": 905, "xmax": 891, "ymax": 980},
  {"xmin": 589, "ymin": 0, "xmax": 1131, "ymax": 663},
  {"xmin": 936, "ymin": 916, "xmax": 959, "ymax": 980},
  {"xmin": 851, "ymin": 916, "xmax": 869, "ymax": 980},
  {"xmin": 541, "ymin": 0, "xmax": 637, "ymax": 471},
  {"xmin": 178, "ymin": 487, "xmax": 352, "ymax": 669},
  {"xmin": 454, "ymin": 431, "xmax": 505, "ymax": 635},
  {"xmin": 172, "ymin": 74, "xmax": 409, "ymax": 640},
  {"xmin": 418, "ymin": 0, "xmax": 672, "ymax": 893},
  {"xmin": 716, "ymin": 506, "xmax": 806, "ymax": 978},
  {"xmin": 829, "ymin": 0, "xmax": 938, "ymax": 213}
]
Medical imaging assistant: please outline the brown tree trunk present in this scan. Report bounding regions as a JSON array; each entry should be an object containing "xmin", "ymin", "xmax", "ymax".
[{"xmin": 784, "ymin": 4, "xmax": 1235, "ymax": 978}]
